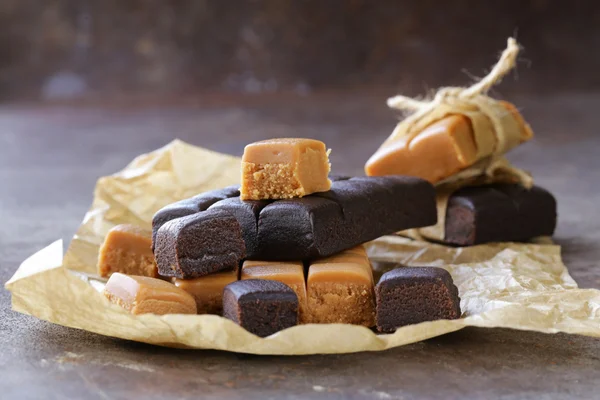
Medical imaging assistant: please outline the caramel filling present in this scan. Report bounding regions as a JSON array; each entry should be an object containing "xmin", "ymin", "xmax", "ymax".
[
  {"xmin": 98, "ymin": 224, "xmax": 157, "ymax": 278},
  {"xmin": 306, "ymin": 248, "xmax": 375, "ymax": 327},
  {"xmin": 241, "ymin": 138, "xmax": 331, "ymax": 200},
  {"xmin": 173, "ymin": 268, "xmax": 238, "ymax": 314},
  {"xmin": 104, "ymin": 273, "xmax": 197, "ymax": 315}
]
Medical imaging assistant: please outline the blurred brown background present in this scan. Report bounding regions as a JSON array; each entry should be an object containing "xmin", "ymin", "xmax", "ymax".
[{"xmin": 2, "ymin": 0, "xmax": 599, "ymax": 102}]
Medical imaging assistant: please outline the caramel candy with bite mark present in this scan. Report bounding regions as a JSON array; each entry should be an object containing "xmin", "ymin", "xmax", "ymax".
[
  {"xmin": 241, "ymin": 138, "xmax": 331, "ymax": 200},
  {"xmin": 365, "ymin": 101, "xmax": 533, "ymax": 184},
  {"xmin": 98, "ymin": 224, "xmax": 157, "ymax": 278},
  {"xmin": 306, "ymin": 249, "xmax": 375, "ymax": 327},
  {"xmin": 172, "ymin": 267, "xmax": 239, "ymax": 315},
  {"xmin": 104, "ymin": 273, "xmax": 197, "ymax": 315},
  {"xmin": 241, "ymin": 260, "xmax": 307, "ymax": 322}
]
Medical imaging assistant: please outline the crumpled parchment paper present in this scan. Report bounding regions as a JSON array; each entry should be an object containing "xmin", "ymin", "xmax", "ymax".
[{"xmin": 6, "ymin": 140, "xmax": 600, "ymax": 355}]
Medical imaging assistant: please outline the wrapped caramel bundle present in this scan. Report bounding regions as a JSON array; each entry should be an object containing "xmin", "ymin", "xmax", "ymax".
[
  {"xmin": 366, "ymin": 38, "xmax": 547, "ymax": 243},
  {"xmin": 366, "ymin": 38, "xmax": 532, "ymax": 186}
]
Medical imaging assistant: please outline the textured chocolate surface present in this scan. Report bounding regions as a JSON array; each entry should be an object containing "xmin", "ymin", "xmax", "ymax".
[
  {"xmin": 444, "ymin": 184, "xmax": 557, "ymax": 246},
  {"xmin": 256, "ymin": 197, "xmax": 345, "ymax": 260},
  {"xmin": 154, "ymin": 209, "xmax": 246, "ymax": 279},
  {"xmin": 315, "ymin": 175, "xmax": 436, "ymax": 245},
  {"xmin": 256, "ymin": 175, "xmax": 435, "ymax": 260},
  {"xmin": 223, "ymin": 279, "xmax": 299, "ymax": 338},
  {"xmin": 208, "ymin": 197, "xmax": 270, "ymax": 257},
  {"xmin": 151, "ymin": 185, "xmax": 240, "ymax": 248},
  {"xmin": 376, "ymin": 267, "xmax": 461, "ymax": 333},
  {"xmin": 154, "ymin": 176, "xmax": 435, "ymax": 260}
]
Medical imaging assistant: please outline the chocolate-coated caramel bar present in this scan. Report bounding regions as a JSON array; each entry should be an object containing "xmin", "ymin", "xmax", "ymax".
[
  {"xmin": 444, "ymin": 184, "xmax": 557, "ymax": 245},
  {"xmin": 154, "ymin": 209, "xmax": 246, "ymax": 279},
  {"xmin": 375, "ymin": 267, "xmax": 461, "ymax": 332},
  {"xmin": 241, "ymin": 138, "xmax": 331, "ymax": 200},
  {"xmin": 104, "ymin": 273, "xmax": 197, "ymax": 315},
  {"xmin": 151, "ymin": 185, "xmax": 239, "ymax": 248},
  {"xmin": 223, "ymin": 279, "xmax": 299, "ymax": 337}
]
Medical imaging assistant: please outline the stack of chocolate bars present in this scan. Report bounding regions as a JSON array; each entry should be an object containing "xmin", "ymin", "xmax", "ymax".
[{"xmin": 98, "ymin": 138, "xmax": 465, "ymax": 336}]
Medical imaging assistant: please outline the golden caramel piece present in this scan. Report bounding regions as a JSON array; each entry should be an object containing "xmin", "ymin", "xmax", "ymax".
[
  {"xmin": 306, "ymin": 249, "xmax": 375, "ymax": 327},
  {"xmin": 173, "ymin": 268, "xmax": 239, "ymax": 315},
  {"xmin": 344, "ymin": 245, "xmax": 368, "ymax": 258},
  {"xmin": 241, "ymin": 138, "xmax": 331, "ymax": 200},
  {"xmin": 241, "ymin": 260, "xmax": 308, "ymax": 322},
  {"xmin": 98, "ymin": 224, "xmax": 157, "ymax": 278},
  {"xmin": 365, "ymin": 101, "xmax": 533, "ymax": 184},
  {"xmin": 104, "ymin": 273, "xmax": 197, "ymax": 315}
]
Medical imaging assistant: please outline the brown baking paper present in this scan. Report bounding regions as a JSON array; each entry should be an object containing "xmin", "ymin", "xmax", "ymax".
[{"xmin": 5, "ymin": 140, "xmax": 600, "ymax": 354}]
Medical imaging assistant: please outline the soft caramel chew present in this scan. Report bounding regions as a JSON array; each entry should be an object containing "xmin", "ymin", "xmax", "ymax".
[
  {"xmin": 241, "ymin": 260, "xmax": 308, "ymax": 322},
  {"xmin": 104, "ymin": 273, "xmax": 197, "ymax": 315},
  {"xmin": 98, "ymin": 224, "xmax": 157, "ymax": 278},
  {"xmin": 241, "ymin": 138, "xmax": 331, "ymax": 200},
  {"xmin": 365, "ymin": 101, "xmax": 533, "ymax": 183},
  {"xmin": 306, "ymin": 249, "xmax": 375, "ymax": 327},
  {"xmin": 173, "ymin": 268, "xmax": 239, "ymax": 315}
]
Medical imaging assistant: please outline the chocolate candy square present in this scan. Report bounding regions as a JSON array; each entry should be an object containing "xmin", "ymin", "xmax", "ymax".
[
  {"xmin": 151, "ymin": 185, "xmax": 240, "ymax": 248},
  {"xmin": 375, "ymin": 267, "xmax": 461, "ymax": 333},
  {"xmin": 223, "ymin": 279, "xmax": 299, "ymax": 337},
  {"xmin": 208, "ymin": 197, "xmax": 270, "ymax": 257},
  {"xmin": 154, "ymin": 209, "xmax": 246, "ymax": 279},
  {"xmin": 256, "ymin": 197, "xmax": 345, "ymax": 260},
  {"xmin": 241, "ymin": 260, "xmax": 307, "ymax": 322}
]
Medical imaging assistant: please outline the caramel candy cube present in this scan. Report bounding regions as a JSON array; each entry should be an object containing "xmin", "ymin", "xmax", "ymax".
[
  {"xmin": 98, "ymin": 224, "xmax": 157, "ymax": 278},
  {"xmin": 306, "ymin": 250, "xmax": 376, "ymax": 327},
  {"xmin": 172, "ymin": 267, "xmax": 239, "ymax": 315},
  {"xmin": 104, "ymin": 273, "xmax": 197, "ymax": 315},
  {"xmin": 241, "ymin": 138, "xmax": 331, "ymax": 200},
  {"xmin": 365, "ymin": 101, "xmax": 533, "ymax": 184},
  {"xmin": 241, "ymin": 260, "xmax": 307, "ymax": 322}
]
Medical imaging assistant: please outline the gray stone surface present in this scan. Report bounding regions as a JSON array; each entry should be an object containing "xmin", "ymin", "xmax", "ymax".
[{"xmin": 1, "ymin": 93, "xmax": 599, "ymax": 399}]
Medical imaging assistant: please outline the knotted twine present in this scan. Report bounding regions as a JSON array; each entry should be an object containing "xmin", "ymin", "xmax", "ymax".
[{"xmin": 391, "ymin": 38, "xmax": 535, "ymax": 241}]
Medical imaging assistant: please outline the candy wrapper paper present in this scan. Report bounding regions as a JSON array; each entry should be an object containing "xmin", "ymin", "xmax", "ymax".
[{"xmin": 5, "ymin": 140, "xmax": 600, "ymax": 355}]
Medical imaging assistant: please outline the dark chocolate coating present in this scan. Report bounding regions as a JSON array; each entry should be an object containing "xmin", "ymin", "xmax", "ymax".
[
  {"xmin": 375, "ymin": 267, "xmax": 461, "ymax": 333},
  {"xmin": 256, "ymin": 197, "xmax": 345, "ymax": 260},
  {"xmin": 222, "ymin": 279, "xmax": 299, "ymax": 337},
  {"xmin": 444, "ymin": 184, "xmax": 557, "ymax": 246},
  {"xmin": 208, "ymin": 197, "xmax": 270, "ymax": 257},
  {"xmin": 151, "ymin": 185, "xmax": 240, "ymax": 248},
  {"xmin": 155, "ymin": 176, "xmax": 435, "ymax": 261},
  {"xmin": 370, "ymin": 261, "xmax": 405, "ymax": 284},
  {"xmin": 154, "ymin": 209, "xmax": 246, "ymax": 279},
  {"xmin": 313, "ymin": 175, "xmax": 437, "ymax": 245}
]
